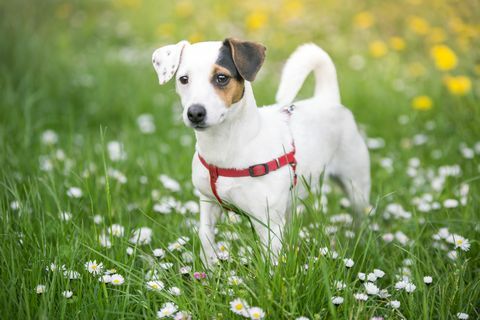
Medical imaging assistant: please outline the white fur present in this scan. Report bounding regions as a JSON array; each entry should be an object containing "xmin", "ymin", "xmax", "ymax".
[{"xmin": 152, "ymin": 41, "xmax": 371, "ymax": 267}]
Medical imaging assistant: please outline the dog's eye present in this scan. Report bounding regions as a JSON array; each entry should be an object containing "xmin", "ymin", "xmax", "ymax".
[
  {"xmin": 215, "ymin": 74, "xmax": 230, "ymax": 86},
  {"xmin": 179, "ymin": 76, "xmax": 189, "ymax": 85}
]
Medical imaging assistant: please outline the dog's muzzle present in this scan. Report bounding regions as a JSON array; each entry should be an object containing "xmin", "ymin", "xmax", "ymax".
[{"xmin": 187, "ymin": 104, "xmax": 206, "ymax": 126}]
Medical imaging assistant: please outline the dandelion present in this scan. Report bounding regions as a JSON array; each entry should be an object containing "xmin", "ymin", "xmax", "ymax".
[
  {"xmin": 354, "ymin": 293, "xmax": 368, "ymax": 301},
  {"xmin": 444, "ymin": 76, "xmax": 472, "ymax": 96},
  {"xmin": 354, "ymin": 11, "xmax": 375, "ymax": 29},
  {"xmin": 412, "ymin": 95, "xmax": 433, "ymax": 111},
  {"xmin": 62, "ymin": 290, "xmax": 73, "ymax": 298},
  {"xmin": 331, "ymin": 296, "xmax": 344, "ymax": 305},
  {"xmin": 430, "ymin": 45, "xmax": 457, "ymax": 71},
  {"xmin": 36, "ymin": 284, "xmax": 46, "ymax": 294},
  {"xmin": 229, "ymin": 298, "xmax": 249, "ymax": 317},
  {"xmin": 110, "ymin": 274, "xmax": 124, "ymax": 285},
  {"xmin": 146, "ymin": 280, "xmax": 164, "ymax": 291},
  {"xmin": 85, "ymin": 260, "xmax": 103, "ymax": 275},
  {"xmin": 248, "ymin": 307, "xmax": 265, "ymax": 319},
  {"xmin": 369, "ymin": 40, "xmax": 388, "ymax": 58},
  {"xmin": 388, "ymin": 300, "xmax": 401, "ymax": 309},
  {"xmin": 66, "ymin": 187, "xmax": 82, "ymax": 198},
  {"xmin": 343, "ymin": 258, "xmax": 354, "ymax": 268},
  {"xmin": 157, "ymin": 302, "xmax": 178, "ymax": 319},
  {"xmin": 408, "ymin": 16, "xmax": 430, "ymax": 35},
  {"xmin": 389, "ymin": 37, "xmax": 406, "ymax": 51},
  {"xmin": 245, "ymin": 10, "xmax": 268, "ymax": 31},
  {"xmin": 423, "ymin": 276, "xmax": 433, "ymax": 284}
]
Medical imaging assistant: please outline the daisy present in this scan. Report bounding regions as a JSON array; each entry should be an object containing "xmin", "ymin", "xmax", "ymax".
[
  {"xmin": 344, "ymin": 258, "xmax": 354, "ymax": 268},
  {"xmin": 59, "ymin": 211, "xmax": 72, "ymax": 222},
  {"xmin": 367, "ymin": 273, "xmax": 378, "ymax": 282},
  {"xmin": 335, "ymin": 280, "xmax": 346, "ymax": 290},
  {"xmin": 157, "ymin": 302, "xmax": 178, "ymax": 318},
  {"xmin": 423, "ymin": 276, "xmax": 433, "ymax": 284},
  {"xmin": 108, "ymin": 224, "xmax": 125, "ymax": 237},
  {"xmin": 451, "ymin": 236, "xmax": 470, "ymax": 252},
  {"xmin": 98, "ymin": 233, "xmax": 112, "ymax": 248},
  {"xmin": 99, "ymin": 275, "xmax": 111, "ymax": 283},
  {"xmin": 447, "ymin": 250, "xmax": 458, "ymax": 260},
  {"xmin": 331, "ymin": 296, "xmax": 344, "ymax": 305},
  {"xmin": 443, "ymin": 199, "xmax": 459, "ymax": 208},
  {"xmin": 93, "ymin": 215, "xmax": 103, "ymax": 224},
  {"xmin": 228, "ymin": 275, "xmax": 244, "ymax": 286},
  {"xmin": 173, "ymin": 311, "xmax": 191, "ymax": 320},
  {"xmin": 179, "ymin": 266, "xmax": 192, "ymax": 274},
  {"xmin": 64, "ymin": 270, "xmax": 80, "ymax": 279},
  {"xmin": 457, "ymin": 313, "xmax": 469, "ymax": 319},
  {"xmin": 159, "ymin": 174, "xmax": 181, "ymax": 192},
  {"xmin": 66, "ymin": 187, "xmax": 83, "ymax": 198},
  {"xmin": 110, "ymin": 274, "xmax": 124, "ymax": 285},
  {"xmin": 296, "ymin": 317, "xmax": 310, "ymax": 320},
  {"xmin": 62, "ymin": 290, "xmax": 73, "ymax": 298},
  {"xmin": 248, "ymin": 307, "xmax": 265, "ymax": 319},
  {"xmin": 126, "ymin": 247, "xmax": 134, "ymax": 255},
  {"xmin": 354, "ymin": 293, "xmax": 368, "ymax": 301},
  {"xmin": 85, "ymin": 260, "xmax": 104, "ymax": 275},
  {"xmin": 405, "ymin": 282, "xmax": 416, "ymax": 293},
  {"xmin": 107, "ymin": 141, "xmax": 126, "ymax": 162},
  {"xmin": 153, "ymin": 248, "xmax": 166, "ymax": 258},
  {"xmin": 146, "ymin": 280, "xmax": 164, "ymax": 291},
  {"xmin": 168, "ymin": 287, "xmax": 181, "ymax": 296},
  {"xmin": 388, "ymin": 300, "xmax": 400, "ymax": 309},
  {"xmin": 373, "ymin": 269, "xmax": 385, "ymax": 278},
  {"xmin": 358, "ymin": 272, "xmax": 366, "ymax": 281},
  {"xmin": 41, "ymin": 129, "xmax": 58, "ymax": 145},
  {"xmin": 229, "ymin": 298, "xmax": 249, "ymax": 317},
  {"xmin": 129, "ymin": 227, "xmax": 153, "ymax": 245},
  {"xmin": 36, "ymin": 284, "xmax": 46, "ymax": 294},
  {"xmin": 364, "ymin": 282, "xmax": 379, "ymax": 295}
]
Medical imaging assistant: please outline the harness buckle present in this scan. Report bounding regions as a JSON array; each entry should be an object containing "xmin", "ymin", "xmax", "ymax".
[{"xmin": 248, "ymin": 163, "xmax": 269, "ymax": 177}]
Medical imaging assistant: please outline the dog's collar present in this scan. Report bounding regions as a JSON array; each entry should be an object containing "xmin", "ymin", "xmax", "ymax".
[{"xmin": 198, "ymin": 146, "xmax": 297, "ymax": 204}]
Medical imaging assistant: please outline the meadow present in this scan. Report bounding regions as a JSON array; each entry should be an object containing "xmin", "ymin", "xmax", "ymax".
[{"xmin": 0, "ymin": 0, "xmax": 479, "ymax": 319}]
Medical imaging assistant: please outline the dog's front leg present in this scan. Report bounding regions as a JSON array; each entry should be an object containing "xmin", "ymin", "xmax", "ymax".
[
  {"xmin": 198, "ymin": 195, "xmax": 221, "ymax": 268},
  {"xmin": 252, "ymin": 213, "xmax": 285, "ymax": 265}
]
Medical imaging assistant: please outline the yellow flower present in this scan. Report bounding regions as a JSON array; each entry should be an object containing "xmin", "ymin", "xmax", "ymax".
[
  {"xmin": 369, "ymin": 41, "xmax": 388, "ymax": 58},
  {"xmin": 175, "ymin": 0, "xmax": 194, "ymax": 18},
  {"xmin": 412, "ymin": 95, "xmax": 433, "ymax": 111},
  {"xmin": 428, "ymin": 28, "xmax": 446, "ymax": 43},
  {"xmin": 407, "ymin": 62, "xmax": 426, "ymax": 77},
  {"xmin": 354, "ymin": 11, "xmax": 375, "ymax": 29},
  {"xmin": 444, "ymin": 76, "xmax": 472, "ymax": 96},
  {"xmin": 280, "ymin": 0, "xmax": 304, "ymax": 22},
  {"xmin": 246, "ymin": 10, "xmax": 268, "ymax": 31},
  {"xmin": 430, "ymin": 45, "xmax": 458, "ymax": 71},
  {"xmin": 408, "ymin": 16, "xmax": 430, "ymax": 35},
  {"xmin": 389, "ymin": 37, "xmax": 406, "ymax": 51},
  {"xmin": 188, "ymin": 32, "xmax": 203, "ymax": 43}
]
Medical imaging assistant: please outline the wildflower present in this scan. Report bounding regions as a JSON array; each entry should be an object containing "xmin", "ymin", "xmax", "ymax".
[
  {"xmin": 358, "ymin": 272, "xmax": 366, "ymax": 281},
  {"xmin": 457, "ymin": 313, "xmax": 469, "ymax": 319},
  {"xmin": 245, "ymin": 10, "xmax": 268, "ymax": 31},
  {"xmin": 447, "ymin": 235, "xmax": 471, "ymax": 251},
  {"xmin": 93, "ymin": 215, "xmax": 103, "ymax": 224},
  {"xmin": 389, "ymin": 37, "xmax": 406, "ymax": 51},
  {"xmin": 395, "ymin": 280, "xmax": 407, "ymax": 290},
  {"xmin": 412, "ymin": 95, "xmax": 433, "ymax": 111},
  {"xmin": 174, "ymin": 311, "xmax": 191, "ymax": 320},
  {"xmin": 160, "ymin": 262, "xmax": 173, "ymax": 270},
  {"xmin": 373, "ymin": 269, "xmax": 385, "ymax": 278},
  {"xmin": 334, "ymin": 280, "xmax": 346, "ymax": 290},
  {"xmin": 64, "ymin": 270, "xmax": 81, "ymax": 280},
  {"xmin": 248, "ymin": 307, "xmax": 265, "ymax": 319},
  {"xmin": 85, "ymin": 260, "xmax": 104, "ymax": 275},
  {"xmin": 344, "ymin": 258, "xmax": 354, "ymax": 268},
  {"xmin": 364, "ymin": 282, "xmax": 379, "ymax": 295},
  {"xmin": 110, "ymin": 274, "xmax": 124, "ymax": 285},
  {"xmin": 367, "ymin": 273, "xmax": 378, "ymax": 282},
  {"xmin": 108, "ymin": 224, "xmax": 125, "ymax": 237},
  {"xmin": 430, "ymin": 45, "xmax": 457, "ymax": 71},
  {"xmin": 126, "ymin": 247, "xmax": 134, "ymax": 255},
  {"xmin": 98, "ymin": 233, "xmax": 112, "ymax": 248},
  {"xmin": 137, "ymin": 114, "xmax": 156, "ymax": 134},
  {"xmin": 230, "ymin": 298, "xmax": 249, "ymax": 317},
  {"xmin": 146, "ymin": 280, "xmax": 164, "ymax": 291},
  {"xmin": 63, "ymin": 290, "xmax": 73, "ymax": 298},
  {"xmin": 405, "ymin": 282, "xmax": 416, "ymax": 293},
  {"xmin": 354, "ymin": 11, "xmax": 375, "ymax": 29},
  {"xmin": 296, "ymin": 317, "xmax": 310, "ymax": 320},
  {"xmin": 129, "ymin": 227, "xmax": 153, "ymax": 245},
  {"xmin": 41, "ymin": 130, "xmax": 59, "ymax": 145},
  {"xmin": 158, "ymin": 302, "xmax": 178, "ymax": 318},
  {"xmin": 424, "ymin": 276, "xmax": 433, "ymax": 284},
  {"xmin": 66, "ymin": 187, "xmax": 83, "ymax": 198},
  {"xmin": 179, "ymin": 266, "xmax": 191, "ymax": 275},
  {"xmin": 429, "ymin": 27, "xmax": 446, "ymax": 43},
  {"xmin": 369, "ymin": 41, "xmax": 388, "ymax": 58},
  {"xmin": 408, "ymin": 16, "xmax": 430, "ymax": 35},
  {"xmin": 153, "ymin": 248, "xmax": 165, "ymax": 258},
  {"xmin": 443, "ymin": 199, "xmax": 459, "ymax": 208},
  {"xmin": 389, "ymin": 300, "xmax": 401, "ymax": 309},
  {"xmin": 168, "ymin": 287, "xmax": 181, "ymax": 296},
  {"xmin": 59, "ymin": 211, "xmax": 72, "ymax": 221},
  {"xmin": 354, "ymin": 293, "xmax": 368, "ymax": 301},
  {"xmin": 193, "ymin": 271, "xmax": 207, "ymax": 280},
  {"xmin": 228, "ymin": 275, "xmax": 244, "ymax": 286},
  {"xmin": 36, "ymin": 284, "xmax": 46, "ymax": 294},
  {"xmin": 107, "ymin": 141, "xmax": 127, "ymax": 161},
  {"xmin": 159, "ymin": 174, "xmax": 181, "ymax": 192},
  {"xmin": 99, "ymin": 275, "xmax": 111, "ymax": 283},
  {"xmin": 331, "ymin": 296, "xmax": 344, "ymax": 305},
  {"xmin": 447, "ymin": 250, "xmax": 458, "ymax": 260},
  {"xmin": 444, "ymin": 76, "xmax": 472, "ymax": 96}
]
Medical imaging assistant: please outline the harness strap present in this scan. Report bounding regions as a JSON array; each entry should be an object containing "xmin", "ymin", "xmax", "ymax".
[{"xmin": 198, "ymin": 146, "xmax": 297, "ymax": 204}]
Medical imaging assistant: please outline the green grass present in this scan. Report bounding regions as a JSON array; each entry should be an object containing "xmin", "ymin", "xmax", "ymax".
[{"xmin": 1, "ymin": 0, "xmax": 479, "ymax": 319}]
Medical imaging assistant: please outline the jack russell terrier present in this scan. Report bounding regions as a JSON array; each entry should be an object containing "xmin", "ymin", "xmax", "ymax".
[{"xmin": 152, "ymin": 38, "xmax": 370, "ymax": 267}]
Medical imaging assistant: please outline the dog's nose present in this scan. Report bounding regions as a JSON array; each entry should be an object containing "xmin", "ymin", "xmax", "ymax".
[{"xmin": 187, "ymin": 104, "xmax": 206, "ymax": 124}]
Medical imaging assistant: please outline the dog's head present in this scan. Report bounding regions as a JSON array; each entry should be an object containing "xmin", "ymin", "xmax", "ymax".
[{"xmin": 152, "ymin": 38, "xmax": 266, "ymax": 130}]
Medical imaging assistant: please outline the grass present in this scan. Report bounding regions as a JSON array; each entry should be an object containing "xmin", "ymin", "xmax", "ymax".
[{"xmin": 1, "ymin": 0, "xmax": 479, "ymax": 319}]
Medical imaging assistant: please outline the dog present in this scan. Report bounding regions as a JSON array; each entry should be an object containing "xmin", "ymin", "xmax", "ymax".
[{"xmin": 152, "ymin": 38, "xmax": 370, "ymax": 267}]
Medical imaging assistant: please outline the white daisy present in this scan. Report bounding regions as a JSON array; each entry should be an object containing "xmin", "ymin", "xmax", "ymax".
[
  {"xmin": 129, "ymin": 227, "xmax": 153, "ymax": 245},
  {"xmin": 364, "ymin": 282, "xmax": 379, "ymax": 295},
  {"xmin": 334, "ymin": 280, "xmax": 346, "ymax": 290},
  {"xmin": 126, "ymin": 247, "xmax": 134, "ymax": 255},
  {"xmin": 93, "ymin": 215, "xmax": 103, "ymax": 224},
  {"xmin": 108, "ymin": 224, "xmax": 125, "ymax": 237},
  {"xmin": 343, "ymin": 258, "xmax": 354, "ymax": 268},
  {"xmin": 168, "ymin": 287, "xmax": 181, "ymax": 296},
  {"xmin": 228, "ymin": 275, "xmax": 244, "ymax": 286},
  {"xmin": 358, "ymin": 272, "xmax": 366, "ymax": 281},
  {"xmin": 354, "ymin": 293, "xmax": 368, "ymax": 301},
  {"xmin": 248, "ymin": 307, "xmax": 265, "ymax": 319},
  {"xmin": 153, "ymin": 248, "xmax": 166, "ymax": 258},
  {"xmin": 99, "ymin": 275, "xmax": 111, "ymax": 283},
  {"xmin": 41, "ymin": 129, "xmax": 58, "ymax": 145},
  {"xmin": 423, "ymin": 276, "xmax": 433, "ymax": 284},
  {"xmin": 373, "ymin": 269, "xmax": 385, "ymax": 278},
  {"xmin": 62, "ymin": 290, "xmax": 73, "ymax": 298},
  {"xmin": 173, "ymin": 311, "xmax": 191, "ymax": 320},
  {"xmin": 110, "ymin": 274, "xmax": 124, "ymax": 285},
  {"xmin": 157, "ymin": 302, "xmax": 178, "ymax": 318},
  {"xmin": 457, "ymin": 313, "xmax": 469, "ymax": 319},
  {"xmin": 59, "ymin": 211, "xmax": 72, "ymax": 221},
  {"xmin": 107, "ymin": 141, "xmax": 127, "ymax": 162},
  {"xmin": 405, "ymin": 282, "xmax": 416, "ymax": 293},
  {"xmin": 66, "ymin": 187, "xmax": 83, "ymax": 198},
  {"xmin": 229, "ymin": 298, "xmax": 249, "ymax": 317},
  {"xmin": 159, "ymin": 174, "xmax": 181, "ymax": 192},
  {"xmin": 85, "ymin": 260, "xmax": 104, "ymax": 275},
  {"xmin": 331, "ymin": 296, "xmax": 344, "ymax": 305},
  {"xmin": 388, "ymin": 300, "xmax": 400, "ymax": 309},
  {"xmin": 146, "ymin": 280, "xmax": 164, "ymax": 291},
  {"xmin": 443, "ymin": 199, "xmax": 459, "ymax": 208},
  {"xmin": 63, "ymin": 270, "xmax": 80, "ymax": 279},
  {"xmin": 36, "ymin": 284, "xmax": 46, "ymax": 294}
]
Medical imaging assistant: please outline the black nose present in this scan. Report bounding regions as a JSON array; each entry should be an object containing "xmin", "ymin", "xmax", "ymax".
[{"xmin": 187, "ymin": 104, "xmax": 206, "ymax": 124}]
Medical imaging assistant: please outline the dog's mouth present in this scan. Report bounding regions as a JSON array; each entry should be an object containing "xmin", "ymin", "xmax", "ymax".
[{"xmin": 191, "ymin": 123, "xmax": 209, "ymax": 131}]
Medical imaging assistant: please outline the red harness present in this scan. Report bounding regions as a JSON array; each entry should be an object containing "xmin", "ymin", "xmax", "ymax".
[{"xmin": 198, "ymin": 146, "xmax": 297, "ymax": 204}]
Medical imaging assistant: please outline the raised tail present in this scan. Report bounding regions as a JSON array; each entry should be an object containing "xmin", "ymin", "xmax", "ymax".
[{"xmin": 275, "ymin": 43, "xmax": 341, "ymax": 106}]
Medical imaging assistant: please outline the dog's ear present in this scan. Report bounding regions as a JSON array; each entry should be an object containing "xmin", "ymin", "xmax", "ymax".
[
  {"xmin": 152, "ymin": 40, "xmax": 189, "ymax": 85},
  {"xmin": 224, "ymin": 38, "xmax": 266, "ymax": 82}
]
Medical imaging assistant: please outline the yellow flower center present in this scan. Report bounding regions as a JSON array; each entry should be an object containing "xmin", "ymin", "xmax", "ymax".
[{"xmin": 235, "ymin": 304, "xmax": 243, "ymax": 310}]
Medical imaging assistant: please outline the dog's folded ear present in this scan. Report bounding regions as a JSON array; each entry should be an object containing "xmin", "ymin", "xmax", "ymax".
[
  {"xmin": 224, "ymin": 38, "xmax": 266, "ymax": 82},
  {"xmin": 152, "ymin": 40, "xmax": 189, "ymax": 85}
]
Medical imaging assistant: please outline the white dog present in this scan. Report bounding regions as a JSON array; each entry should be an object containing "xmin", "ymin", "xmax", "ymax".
[{"xmin": 152, "ymin": 38, "xmax": 370, "ymax": 267}]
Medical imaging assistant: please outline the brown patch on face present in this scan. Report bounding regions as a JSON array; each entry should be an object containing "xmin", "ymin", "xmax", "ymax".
[{"xmin": 211, "ymin": 64, "xmax": 245, "ymax": 107}]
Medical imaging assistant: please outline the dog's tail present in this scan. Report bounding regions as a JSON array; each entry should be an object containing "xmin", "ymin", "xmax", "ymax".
[{"xmin": 275, "ymin": 43, "xmax": 341, "ymax": 106}]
